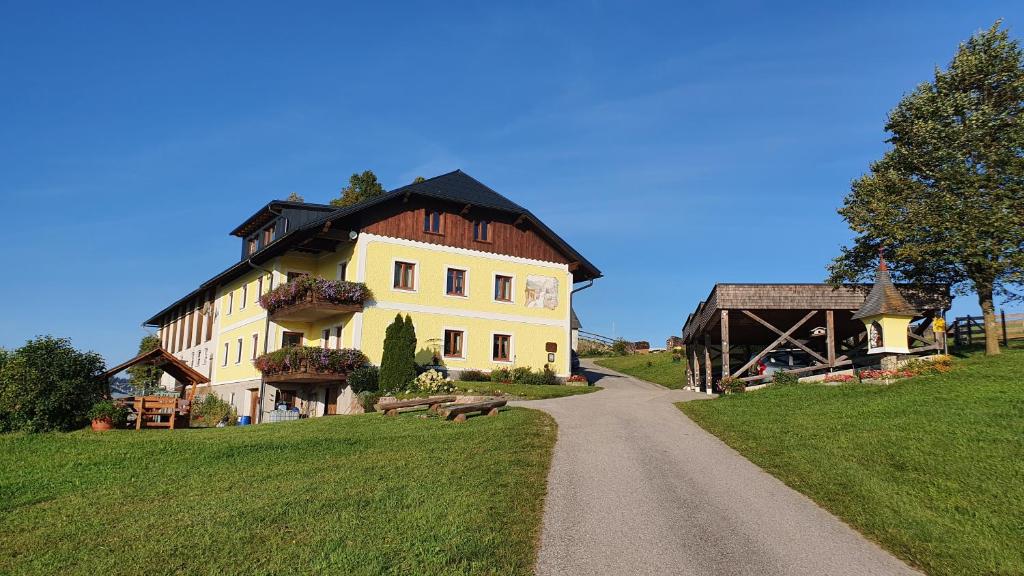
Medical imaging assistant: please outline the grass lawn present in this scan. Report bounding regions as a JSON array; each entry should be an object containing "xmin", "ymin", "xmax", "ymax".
[
  {"xmin": 677, "ymin": 344, "xmax": 1024, "ymax": 576},
  {"xmin": 594, "ymin": 351, "xmax": 686, "ymax": 389},
  {"xmin": 455, "ymin": 381, "xmax": 601, "ymax": 400},
  {"xmin": 0, "ymin": 408, "xmax": 556, "ymax": 576}
]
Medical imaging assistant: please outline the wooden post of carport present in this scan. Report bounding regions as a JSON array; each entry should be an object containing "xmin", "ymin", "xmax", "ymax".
[
  {"xmin": 703, "ymin": 333, "xmax": 712, "ymax": 395},
  {"xmin": 826, "ymin": 310, "xmax": 836, "ymax": 369},
  {"xmin": 720, "ymin": 310, "xmax": 730, "ymax": 381},
  {"xmin": 691, "ymin": 346, "xmax": 701, "ymax": 392}
]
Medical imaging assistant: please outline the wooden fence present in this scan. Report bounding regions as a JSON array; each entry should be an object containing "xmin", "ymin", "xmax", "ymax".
[{"xmin": 949, "ymin": 311, "xmax": 1024, "ymax": 347}]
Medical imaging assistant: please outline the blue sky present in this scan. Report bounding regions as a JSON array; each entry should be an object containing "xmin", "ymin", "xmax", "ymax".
[{"xmin": 1, "ymin": 1, "xmax": 1021, "ymax": 363}]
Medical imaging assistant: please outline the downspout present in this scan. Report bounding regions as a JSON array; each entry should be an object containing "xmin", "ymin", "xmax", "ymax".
[
  {"xmin": 571, "ymin": 279, "xmax": 594, "ymax": 296},
  {"xmin": 247, "ymin": 257, "xmax": 274, "ymax": 424},
  {"xmin": 248, "ymin": 204, "xmax": 285, "ymax": 424}
]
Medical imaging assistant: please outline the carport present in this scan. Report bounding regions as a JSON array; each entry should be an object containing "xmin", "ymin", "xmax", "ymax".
[{"xmin": 680, "ymin": 284, "xmax": 950, "ymax": 392}]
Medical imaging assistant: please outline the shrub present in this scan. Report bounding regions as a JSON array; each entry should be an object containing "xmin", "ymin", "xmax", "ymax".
[
  {"xmin": 491, "ymin": 367, "xmax": 513, "ymax": 383},
  {"xmin": 348, "ymin": 366, "xmax": 379, "ymax": 392},
  {"xmin": 718, "ymin": 376, "xmax": 746, "ymax": 394},
  {"xmin": 258, "ymin": 274, "xmax": 371, "ymax": 315},
  {"xmin": 254, "ymin": 346, "xmax": 366, "ymax": 375},
  {"xmin": 823, "ymin": 373, "xmax": 857, "ymax": 383},
  {"xmin": 0, "ymin": 336, "xmax": 107, "ymax": 433},
  {"xmin": 357, "ymin": 391, "xmax": 381, "ymax": 412},
  {"xmin": 902, "ymin": 355, "xmax": 954, "ymax": 376},
  {"xmin": 459, "ymin": 369, "xmax": 490, "ymax": 382},
  {"xmin": 380, "ymin": 315, "xmax": 417, "ymax": 391},
  {"xmin": 611, "ymin": 339, "xmax": 630, "ymax": 356},
  {"xmin": 411, "ymin": 369, "xmax": 455, "ymax": 394},
  {"xmin": 539, "ymin": 365, "xmax": 560, "ymax": 385},
  {"xmin": 127, "ymin": 335, "xmax": 163, "ymax": 395},
  {"xmin": 772, "ymin": 371, "xmax": 800, "ymax": 386},
  {"xmin": 511, "ymin": 367, "xmax": 533, "ymax": 383},
  {"xmin": 859, "ymin": 369, "xmax": 915, "ymax": 380},
  {"xmin": 190, "ymin": 390, "xmax": 237, "ymax": 427},
  {"xmin": 86, "ymin": 400, "xmax": 130, "ymax": 427}
]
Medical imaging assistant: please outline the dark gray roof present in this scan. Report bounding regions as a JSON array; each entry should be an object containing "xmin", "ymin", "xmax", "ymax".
[
  {"xmin": 851, "ymin": 262, "xmax": 920, "ymax": 319},
  {"xmin": 145, "ymin": 169, "xmax": 601, "ymax": 325}
]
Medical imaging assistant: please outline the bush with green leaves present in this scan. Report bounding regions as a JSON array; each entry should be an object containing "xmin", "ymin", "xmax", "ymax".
[
  {"xmin": 458, "ymin": 369, "xmax": 490, "ymax": 382},
  {"xmin": 772, "ymin": 371, "xmax": 800, "ymax": 386},
  {"xmin": 490, "ymin": 367, "xmax": 512, "ymax": 383},
  {"xmin": 718, "ymin": 376, "xmax": 746, "ymax": 395},
  {"xmin": 380, "ymin": 314, "xmax": 417, "ymax": 391},
  {"xmin": 127, "ymin": 334, "xmax": 163, "ymax": 395},
  {"xmin": 190, "ymin": 389, "xmax": 237, "ymax": 427},
  {"xmin": 348, "ymin": 366, "xmax": 379, "ymax": 392},
  {"xmin": 87, "ymin": 400, "xmax": 130, "ymax": 427},
  {"xmin": 490, "ymin": 365, "xmax": 560, "ymax": 385},
  {"xmin": 0, "ymin": 336, "xmax": 107, "ymax": 433},
  {"xmin": 611, "ymin": 339, "xmax": 630, "ymax": 356},
  {"xmin": 357, "ymin": 391, "xmax": 381, "ymax": 412}
]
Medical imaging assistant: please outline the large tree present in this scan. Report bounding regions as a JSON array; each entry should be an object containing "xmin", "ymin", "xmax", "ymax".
[
  {"xmin": 330, "ymin": 170, "xmax": 385, "ymax": 207},
  {"xmin": 127, "ymin": 334, "xmax": 163, "ymax": 395},
  {"xmin": 828, "ymin": 21, "xmax": 1024, "ymax": 356}
]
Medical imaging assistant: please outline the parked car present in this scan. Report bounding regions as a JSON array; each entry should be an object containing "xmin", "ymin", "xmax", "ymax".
[
  {"xmin": 749, "ymin": 349, "xmax": 812, "ymax": 376},
  {"xmin": 571, "ymin": 350, "xmax": 580, "ymax": 373}
]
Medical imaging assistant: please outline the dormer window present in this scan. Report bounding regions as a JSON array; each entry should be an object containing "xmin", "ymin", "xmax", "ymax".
[
  {"xmin": 247, "ymin": 237, "xmax": 258, "ymax": 255},
  {"xmin": 424, "ymin": 210, "xmax": 443, "ymax": 234},
  {"xmin": 263, "ymin": 225, "xmax": 275, "ymax": 246},
  {"xmin": 473, "ymin": 220, "xmax": 491, "ymax": 242}
]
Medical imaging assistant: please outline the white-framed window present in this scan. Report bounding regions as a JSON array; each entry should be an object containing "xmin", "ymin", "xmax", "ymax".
[
  {"xmin": 322, "ymin": 329, "xmax": 331, "ymax": 349},
  {"xmin": 493, "ymin": 273, "xmax": 514, "ymax": 303},
  {"xmin": 256, "ymin": 276, "xmax": 263, "ymax": 302},
  {"xmin": 235, "ymin": 338, "xmax": 243, "ymax": 364},
  {"xmin": 222, "ymin": 343, "xmax": 229, "ymax": 367},
  {"xmin": 334, "ymin": 325, "xmax": 343, "ymax": 349},
  {"xmin": 240, "ymin": 284, "xmax": 247, "ymax": 309},
  {"xmin": 392, "ymin": 260, "xmax": 418, "ymax": 292},
  {"xmin": 227, "ymin": 292, "xmax": 234, "ymax": 315},
  {"xmin": 492, "ymin": 333, "xmax": 513, "ymax": 363},
  {"xmin": 338, "ymin": 260, "xmax": 348, "ymax": 281},
  {"xmin": 445, "ymin": 267, "xmax": 468, "ymax": 298},
  {"xmin": 251, "ymin": 333, "xmax": 259, "ymax": 360},
  {"xmin": 443, "ymin": 328, "xmax": 466, "ymax": 359}
]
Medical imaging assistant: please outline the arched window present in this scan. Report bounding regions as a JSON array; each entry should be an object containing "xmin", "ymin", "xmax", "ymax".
[{"xmin": 869, "ymin": 321, "xmax": 883, "ymax": 349}]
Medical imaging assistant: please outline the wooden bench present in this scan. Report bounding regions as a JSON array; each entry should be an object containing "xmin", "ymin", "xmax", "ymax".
[
  {"xmin": 438, "ymin": 400, "xmax": 507, "ymax": 423},
  {"xmin": 377, "ymin": 396, "xmax": 457, "ymax": 416}
]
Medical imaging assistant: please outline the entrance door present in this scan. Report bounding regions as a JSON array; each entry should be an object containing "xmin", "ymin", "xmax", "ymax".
[
  {"xmin": 325, "ymin": 386, "xmax": 338, "ymax": 415},
  {"xmin": 248, "ymin": 388, "xmax": 260, "ymax": 421}
]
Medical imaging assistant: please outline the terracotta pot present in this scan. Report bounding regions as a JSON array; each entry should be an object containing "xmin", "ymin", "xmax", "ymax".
[{"xmin": 91, "ymin": 418, "xmax": 113, "ymax": 431}]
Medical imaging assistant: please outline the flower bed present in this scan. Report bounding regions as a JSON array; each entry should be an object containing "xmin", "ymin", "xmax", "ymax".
[
  {"xmin": 254, "ymin": 346, "xmax": 367, "ymax": 376},
  {"xmin": 858, "ymin": 369, "xmax": 915, "ymax": 380},
  {"xmin": 259, "ymin": 275, "xmax": 371, "ymax": 316},
  {"xmin": 822, "ymin": 373, "xmax": 857, "ymax": 383}
]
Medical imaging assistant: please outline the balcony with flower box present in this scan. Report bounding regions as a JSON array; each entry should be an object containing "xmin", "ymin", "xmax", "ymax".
[
  {"xmin": 260, "ymin": 275, "xmax": 371, "ymax": 323},
  {"xmin": 254, "ymin": 346, "xmax": 368, "ymax": 384}
]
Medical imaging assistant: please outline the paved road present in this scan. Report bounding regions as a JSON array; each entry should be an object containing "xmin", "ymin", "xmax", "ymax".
[{"xmin": 513, "ymin": 360, "xmax": 918, "ymax": 576}]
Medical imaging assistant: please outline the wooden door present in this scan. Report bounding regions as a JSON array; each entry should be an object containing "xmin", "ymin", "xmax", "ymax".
[
  {"xmin": 249, "ymin": 388, "xmax": 260, "ymax": 420},
  {"xmin": 325, "ymin": 386, "xmax": 338, "ymax": 415}
]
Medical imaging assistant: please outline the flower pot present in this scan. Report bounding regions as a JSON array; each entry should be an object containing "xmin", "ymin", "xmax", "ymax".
[{"xmin": 91, "ymin": 418, "xmax": 114, "ymax": 431}]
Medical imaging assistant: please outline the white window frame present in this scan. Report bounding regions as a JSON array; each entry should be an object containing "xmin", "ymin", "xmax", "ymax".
[
  {"xmin": 492, "ymin": 272, "xmax": 515, "ymax": 304},
  {"xmin": 491, "ymin": 332, "xmax": 514, "ymax": 364},
  {"xmin": 222, "ymin": 342, "xmax": 229, "ymax": 367},
  {"xmin": 227, "ymin": 292, "xmax": 234, "ymax": 315},
  {"xmin": 321, "ymin": 328, "xmax": 331, "ymax": 349},
  {"xmin": 338, "ymin": 260, "xmax": 349, "ymax": 281},
  {"xmin": 391, "ymin": 258, "xmax": 419, "ymax": 293},
  {"xmin": 333, "ymin": 324, "xmax": 344, "ymax": 349},
  {"xmin": 251, "ymin": 333, "xmax": 259, "ymax": 360},
  {"xmin": 256, "ymin": 276, "xmax": 263, "ymax": 303},
  {"xmin": 444, "ymin": 266, "xmax": 469, "ymax": 299},
  {"xmin": 240, "ymin": 283, "xmax": 247, "ymax": 309},
  {"xmin": 235, "ymin": 338, "xmax": 243, "ymax": 364},
  {"xmin": 442, "ymin": 326, "xmax": 468, "ymax": 361}
]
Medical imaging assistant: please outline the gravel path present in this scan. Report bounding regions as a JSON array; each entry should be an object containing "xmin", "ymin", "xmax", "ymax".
[{"xmin": 513, "ymin": 360, "xmax": 919, "ymax": 576}]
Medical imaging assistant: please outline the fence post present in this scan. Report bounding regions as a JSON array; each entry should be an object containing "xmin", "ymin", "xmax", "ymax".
[{"xmin": 1001, "ymin": 309, "xmax": 1008, "ymax": 347}]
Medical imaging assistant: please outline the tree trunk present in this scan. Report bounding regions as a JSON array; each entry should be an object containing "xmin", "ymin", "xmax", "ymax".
[{"xmin": 977, "ymin": 284, "xmax": 1001, "ymax": 356}]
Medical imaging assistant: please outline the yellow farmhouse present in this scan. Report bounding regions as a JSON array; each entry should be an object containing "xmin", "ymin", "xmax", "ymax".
[{"xmin": 144, "ymin": 170, "xmax": 601, "ymax": 422}]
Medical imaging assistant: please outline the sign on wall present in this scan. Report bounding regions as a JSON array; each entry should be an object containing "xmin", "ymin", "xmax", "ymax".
[{"xmin": 525, "ymin": 275, "xmax": 559, "ymax": 310}]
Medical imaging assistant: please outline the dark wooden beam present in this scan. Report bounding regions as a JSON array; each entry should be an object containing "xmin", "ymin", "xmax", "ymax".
[
  {"xmin": 731, "ymin": 310, "xmax": 818, "ymax": 378},
  {"xmin": 826, "ymin": 310, "xmax": 836, "ymax": 368},
  {"xmin": 741, "ymin": 310, "xmax": 828, "ymax": 365}
]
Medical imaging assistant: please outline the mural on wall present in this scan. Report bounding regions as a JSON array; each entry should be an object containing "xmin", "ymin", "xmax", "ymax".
[{"xmin": 525, "ymin": 275, "xmax": 559, "ymax": 310}]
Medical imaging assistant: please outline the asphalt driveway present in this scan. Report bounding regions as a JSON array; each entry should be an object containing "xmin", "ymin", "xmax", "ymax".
[{"xmin": 513, "ymin": 360, "xmax": 919, "ymax": 576}]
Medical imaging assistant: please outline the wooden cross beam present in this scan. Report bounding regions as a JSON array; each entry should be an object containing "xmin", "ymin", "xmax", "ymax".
[
  {"xmin": 741, "ymin": 310, "xmax": 828, "ymax": 365},
  {"xmin": 731, "ymin": 310, "xmax": 818, "ymax": 378}
]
